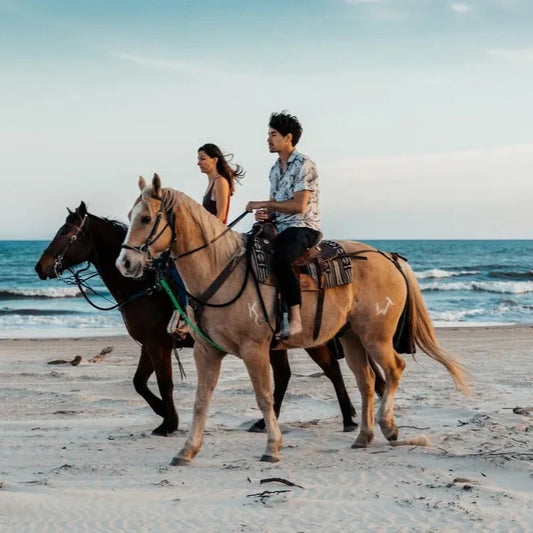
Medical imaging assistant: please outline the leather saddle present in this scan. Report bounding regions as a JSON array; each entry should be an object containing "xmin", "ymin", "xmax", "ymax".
[{"xmin": 249, "ymin": 222, "xmax": 355, "ymax": 291}]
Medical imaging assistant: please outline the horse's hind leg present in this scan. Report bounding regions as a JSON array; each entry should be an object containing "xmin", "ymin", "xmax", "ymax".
[
  {"xmin": 306, "ymin": 345, "xmax": 357, "ymax": 432},
  {"xmin": 151, "ymin": 343, "xmax": 178, "ymax": 436},
  {"xmin": 340, "ymin": 329, "xmax": 376, "ymax": 447},
  {"xmin": 364, "ymin": 340, "xmax": 405, "ymax": 442},
  {"xmin": 172, "ymin": 343, "xmax": 223, "ymax": 466},
  {"xmin": 249, "ymin": 349, "xmax": 291, "ymax": 433},
  {"xmin": 378, "ymin": 350, "xmax": 405, "ymax": 441}
]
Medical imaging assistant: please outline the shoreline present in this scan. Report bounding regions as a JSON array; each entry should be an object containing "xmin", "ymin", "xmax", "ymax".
[{"xmin": 1, "ymin": 322, "xmax": 531, "ymax": 343}]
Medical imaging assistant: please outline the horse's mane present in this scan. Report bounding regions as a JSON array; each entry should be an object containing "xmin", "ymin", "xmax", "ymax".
[
  {"xmin": 162, "ymin": 188, "xmax": 245, "ymax": 267},
  {"xmin": 87, "ymin": 213, "xmax": 128, "ymax": 238}
]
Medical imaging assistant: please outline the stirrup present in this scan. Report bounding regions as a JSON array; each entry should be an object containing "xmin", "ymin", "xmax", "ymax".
[{"xmin": 275, "ymin": 311, "xmax": 290, "ymax": 340}]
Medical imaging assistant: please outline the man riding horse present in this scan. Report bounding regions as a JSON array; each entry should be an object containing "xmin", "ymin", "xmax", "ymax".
[{"xmin": 246, "ymin": 111, "xmax": 321, "ymax": 339}]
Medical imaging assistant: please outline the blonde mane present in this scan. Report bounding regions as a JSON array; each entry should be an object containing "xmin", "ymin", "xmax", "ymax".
[{"xmin": 162, "ymin": 188, "xmax": 245, "ymax": 268}]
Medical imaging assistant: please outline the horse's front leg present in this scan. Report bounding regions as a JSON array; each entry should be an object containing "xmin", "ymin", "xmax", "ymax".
[
  {"xmin": 242, "ymin": 343, "xmax": 282, "ymax": 462},
  {"xmin": 171, "ymin": 342, "xmax": 224, "ymax": 466}
]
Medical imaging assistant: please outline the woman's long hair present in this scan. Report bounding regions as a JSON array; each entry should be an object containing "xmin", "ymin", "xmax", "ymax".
[{"xmin": 198, "ymin": 143, "xmax": 245, "ymax": 195}]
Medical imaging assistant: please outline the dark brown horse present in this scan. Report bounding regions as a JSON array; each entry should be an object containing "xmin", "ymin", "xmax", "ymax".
[{"xmin": 35, "ymin": 203, "xmax": 382, "ymax": 434}]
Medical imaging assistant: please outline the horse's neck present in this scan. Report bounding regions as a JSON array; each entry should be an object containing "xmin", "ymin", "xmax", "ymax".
[
  {"xmin": 171, "ymin": 202, "xmax": 244, "ymax": 295},
  {"xmin": 88, "ymin": 218, "xmax": 144, "ymax": 300}
]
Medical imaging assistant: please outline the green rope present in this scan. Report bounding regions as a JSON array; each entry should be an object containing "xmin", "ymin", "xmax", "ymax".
[{"xmin": 160, "ymin": 278, "xmax": 225, "ymax": 352}]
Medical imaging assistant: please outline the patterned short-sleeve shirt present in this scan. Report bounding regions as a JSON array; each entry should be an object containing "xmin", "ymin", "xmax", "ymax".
[{"xmin": 269, "ymin": 150, "xmax": 320, "ymax": 233}]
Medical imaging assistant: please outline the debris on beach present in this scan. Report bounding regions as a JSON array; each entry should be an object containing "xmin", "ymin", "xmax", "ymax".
[
  {"xmin": 512, "ymin": 406, "xmax": 532, "ymax": 416},
  {"xmin": 260, "ymin": 477, "xmax": 304, "ymax": 489},
  {"xmin": 89, "ymin": 345, "xmax": 113, "ymax": 363},
  {"xmin": 47, "ymin": 355, "xmax": 82, "ymax": 366},
  {"xmin": 246, "ymin": 489, "xmax": 291, "ymax": 505}
]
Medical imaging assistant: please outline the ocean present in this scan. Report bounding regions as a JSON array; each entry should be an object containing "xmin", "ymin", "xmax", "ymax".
[{"xmin": 1, "ymin": 240, "xmax": 533, "ymax": 338}]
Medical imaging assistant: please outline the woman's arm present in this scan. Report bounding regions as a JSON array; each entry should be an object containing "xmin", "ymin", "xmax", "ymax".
[{"xmin": 213, "ymin": 177, "xmax": 230, "ymax": 222}]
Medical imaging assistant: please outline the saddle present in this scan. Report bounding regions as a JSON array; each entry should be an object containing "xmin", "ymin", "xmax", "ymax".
[
  {"xmin": 249, "ymin": 222, "xmax": 356, "ymax": 291},
  {"xmin": 248, "ymin": 223, "xmax": 366, "ymax": 342}
]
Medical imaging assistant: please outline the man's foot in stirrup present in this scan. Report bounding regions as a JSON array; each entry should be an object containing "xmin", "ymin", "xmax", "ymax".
[
  {"xmin": 175, "ymin": 317, "xmax": 190, "ymax": 338},
  {"xmin": 167, "ymin": 310, "xmax": 190, "ymax": 339},
  {"xmin": 275, "ymin": 312, "xmax": 290, "ymax": 340}
]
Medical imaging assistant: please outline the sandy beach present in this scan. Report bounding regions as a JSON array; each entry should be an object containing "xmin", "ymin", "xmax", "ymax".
[{"xmin": 1, "ymin": 326, "xmax": 532, "ymax": 532}]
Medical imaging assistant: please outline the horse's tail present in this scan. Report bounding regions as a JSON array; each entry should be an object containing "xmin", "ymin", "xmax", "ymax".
[{"xmin": 402, "ymin": 260, "xmax": 471, "ymax": 395}]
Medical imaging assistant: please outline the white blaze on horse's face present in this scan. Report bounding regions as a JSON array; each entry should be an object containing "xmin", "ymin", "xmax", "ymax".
[
  {"xmin": 116, "ymin": 174, "xmax": 168, "ymax": 278},
  {"xmin": 115, "ymin": 195, "xmax": 150, "ymax": 278}
]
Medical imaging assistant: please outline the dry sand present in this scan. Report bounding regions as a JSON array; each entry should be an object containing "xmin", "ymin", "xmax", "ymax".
[{"xmin": 1, "ymin": 326, "xmax": 532, "ymax": 532}]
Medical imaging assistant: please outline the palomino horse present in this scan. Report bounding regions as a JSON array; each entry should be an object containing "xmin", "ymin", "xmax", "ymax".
[
  {"xmin": 35, "ymin": 202, "xmax": 370, "ymax": 435},
  {"xmin": 116, "ymin": 175, "xmax": 469, "ymax": 464}
]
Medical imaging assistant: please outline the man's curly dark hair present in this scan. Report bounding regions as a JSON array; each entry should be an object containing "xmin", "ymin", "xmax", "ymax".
[{"xmin": 269, "ymin": 111, "xmax": 303, "ymax": 146}]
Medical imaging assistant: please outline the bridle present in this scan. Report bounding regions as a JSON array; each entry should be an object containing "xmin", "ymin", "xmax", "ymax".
[
  {"xmin": 120, "ymin": 189, "xmax": 250, "ymax": 263},
  {"xmin": 120, "ymin": 193, "xmax": 176, "ymax": 262},
  {"xmin": 51, "ymin": 214, "xmax": 89, "ymax": 278}
]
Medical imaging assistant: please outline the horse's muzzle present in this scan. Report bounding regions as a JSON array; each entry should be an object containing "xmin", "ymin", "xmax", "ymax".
[
  {"xmin": 116, "ymin": 251, "xmax": 144, "ymax": 279},
  {"xmin": 34, "ymin": 257, "xmax": 57, "ymax": 280}
]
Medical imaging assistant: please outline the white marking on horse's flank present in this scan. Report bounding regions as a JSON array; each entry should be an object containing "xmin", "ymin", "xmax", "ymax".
[
  {"xmin": 248, "ymin": 302, "xmax": 261, "ymax": 326},
  {"xmin": 376, "ymin": 297, "xmax": 394, "ymax": 316}
]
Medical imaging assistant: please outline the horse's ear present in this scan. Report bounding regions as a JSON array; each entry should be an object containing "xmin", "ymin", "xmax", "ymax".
[
  {"xmin": 138, "ymin": 176, "xmax": 147, "ymax": 191},
  {"xmin": 152, "ymin": 173, "xmax": 162, "ymax": 196},
  {"xmin": 67, "ymin": 207, "xmax": 73, "ymax": 215},
  {"xmin": 78, "ymin": 201, "xmax": 87, "ymax": 216}
]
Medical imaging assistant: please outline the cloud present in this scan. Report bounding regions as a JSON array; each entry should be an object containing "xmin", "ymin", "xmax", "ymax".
[
  {"xmin": 345, "ymin": 0, "xmax": 381, "ymax": 4},
  {"xmin": 320, "ymin": 143, "xmax": 533, "ymax": 238},
  {"xmin": 111, "ymin": 52, "xmax": 205, "ymax": 74},
  {"xmin": 331, "ymin": 142, "xmax": 533, "ymax": 183},
  {"xmin": 488, "ymin": 47, "xmax": 533, "ymax": 63},
  {"xmin": 451, "ymin": 3, "xmax": 471, "ymax": 13}
]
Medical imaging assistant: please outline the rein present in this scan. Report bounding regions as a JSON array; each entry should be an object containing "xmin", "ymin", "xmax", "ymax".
[
  {"xmin": 54, "ymin": 213, "xmax": 157, "ymax": 311},
  {"xmin": 65, "ymin": 264, "xmax": 157, "ymax": 311},
  {"xmin": 172, "ymin": 210, "xmax": 250, "ymax": 260}
]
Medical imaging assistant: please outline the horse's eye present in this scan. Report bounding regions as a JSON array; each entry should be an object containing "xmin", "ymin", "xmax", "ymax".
[
  {"xmin": 141, "ymin": 216, "xmax": 151, "ymax": 224},
  {"xmin": 59, "ymin": 226, "xmax": 69, "ymax": 236}
]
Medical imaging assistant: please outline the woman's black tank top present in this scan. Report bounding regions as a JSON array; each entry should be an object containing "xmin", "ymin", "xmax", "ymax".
[{"xmin": 202, "ymin": 178, "xmax": 229, "ymax": 223}]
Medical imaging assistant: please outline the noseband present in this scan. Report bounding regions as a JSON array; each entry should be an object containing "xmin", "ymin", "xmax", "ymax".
[{"xmin": 120, "ymin": 193, "xmax": 175, "ymax": 261}]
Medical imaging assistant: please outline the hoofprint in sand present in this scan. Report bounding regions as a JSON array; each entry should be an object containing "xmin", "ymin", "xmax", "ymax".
[{"xmin": 1, "ymin": 326, "xmax": 531, "ymax": 532}]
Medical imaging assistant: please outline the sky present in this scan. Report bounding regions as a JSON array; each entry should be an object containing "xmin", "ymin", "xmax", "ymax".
[{"xmin": 1, "ymin": 0, "xmax": 532, "ymax": 239}]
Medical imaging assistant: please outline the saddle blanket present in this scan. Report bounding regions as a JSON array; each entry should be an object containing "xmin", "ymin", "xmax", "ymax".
[{"xmin": 250, "ymin": 237, "xmax": 353, "ymax": 290}]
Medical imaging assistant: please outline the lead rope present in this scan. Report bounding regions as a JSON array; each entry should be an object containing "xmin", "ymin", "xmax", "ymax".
[
  {"xmin": 160, "ymin": 278, "xmax": 226, "ymax": 353},
  {"xmin": 172, "ymin": 344, "xmax": 187, "ymax": 380}
]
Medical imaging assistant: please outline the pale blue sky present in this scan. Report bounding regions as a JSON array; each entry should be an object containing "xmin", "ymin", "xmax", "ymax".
[{"xmin": 2, "ymin": 0, "xmax": 532, "ymax": 239}]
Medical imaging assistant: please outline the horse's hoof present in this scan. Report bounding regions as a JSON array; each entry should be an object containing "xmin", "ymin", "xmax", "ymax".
[
  {"xmin": 248, "ymin": 421, "xmax": 266, "ymax": 433},
  {"xmin": 352, "ymin": 431, "xmax": 373, "ymax": 448},
  {"xmin": 170, "ymin": 456, "xmax": 190, "ymax": 466},
  {"xmin": 343, "ymin": 423, "xmax": 358, "ymax": 433},
  {"xmin": 260, "ymin": 454, "xmax": 280, "ymax": 463},
  {"xmin": 152, "ymin": 426, "xmax": 173, "ymax": 436},
  {"xmin": 381, "ymin": 423, "xmax": 399, "ymax": 441}
]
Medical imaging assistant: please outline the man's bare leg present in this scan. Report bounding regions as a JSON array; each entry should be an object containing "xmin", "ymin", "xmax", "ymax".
[{"xmin": 289, "ymin": 305, "xmax": 303, "ymax": 336}]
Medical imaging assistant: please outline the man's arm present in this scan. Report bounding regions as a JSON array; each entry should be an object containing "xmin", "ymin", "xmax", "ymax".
[{"xmin": 246, "ymin": 190, "xmax": 310, "ymax": 214}]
